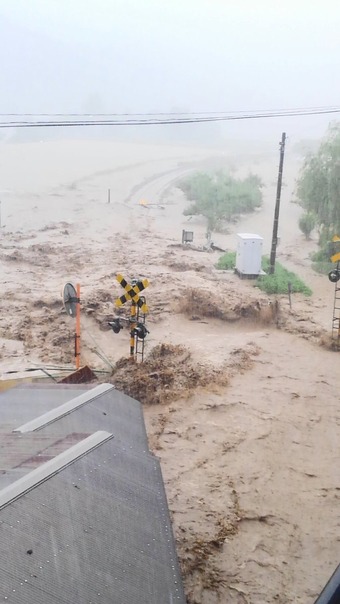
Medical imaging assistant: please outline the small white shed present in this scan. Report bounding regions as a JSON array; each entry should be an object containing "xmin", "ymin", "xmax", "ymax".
[{"xmin": 236, "ymin": 233, "xmax": 263, "ymax": 276}]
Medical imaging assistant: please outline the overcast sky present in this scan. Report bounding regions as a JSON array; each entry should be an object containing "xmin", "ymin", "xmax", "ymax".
[{"xmin": 1, "ymin": 0, "xmax": 340, "ymax": 141}]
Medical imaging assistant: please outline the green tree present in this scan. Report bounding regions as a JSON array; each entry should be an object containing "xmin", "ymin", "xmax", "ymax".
[
  {"xmin": 180, "ymin": 170, "xmax": 263, "ymax": 233},
  {"xmin": 298, "ymin": 212, "xmax": 316, "ymax": 239},
  {"xmin": 296, "ymin": 123, "xmax": 340, "ymax": 239}
]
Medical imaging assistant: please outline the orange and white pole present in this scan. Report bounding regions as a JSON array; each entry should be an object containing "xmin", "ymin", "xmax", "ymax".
[{"xmin": 75, "ymin": 283, "xmax": 81, "ymax": 369}]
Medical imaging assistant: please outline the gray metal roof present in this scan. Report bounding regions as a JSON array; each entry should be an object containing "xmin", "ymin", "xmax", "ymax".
[
  {"xmin": 0, "ymin": 385, "xmax": 88, "ymax": 431},
  {"xmin": 14, "ymin": 384, "xmax": 113, "ymax": 433},
  {"xmin": 0, "ymin": 385, "xmax": 149, "ymax": 487},
  {"xmin": 0, "ymin": 383, "xmax": 186, "ymax": 604}
]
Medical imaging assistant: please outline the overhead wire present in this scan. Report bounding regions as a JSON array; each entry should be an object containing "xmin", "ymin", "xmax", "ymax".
[
  {"xmin": 0, "ymin": 106, "xmax": 339, "ymax": 128},
  {"xmin": 81, "ymin": 324, "xmax": 115, "ymax": 371},
  {"xmin": 0, "ymin": 105, "xmax": 340, "ymax": 118}
]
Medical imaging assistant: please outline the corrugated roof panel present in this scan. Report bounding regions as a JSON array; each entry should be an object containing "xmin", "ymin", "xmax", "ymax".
[
  {"xmin": 40, "ymin": 390, "xmax": 149, "ymax": 452},
  {"xmin": 0, "ymin": 389, "xmax": 149, "ymax": 491},
  {"xmin": 0, "ymin": 570, "xmax": 67, "ymax": 604},
  {"xmin": 0, "ymin": 387, "xmax": 87, "ymax": 430},
  {"xmin": 14, "ymin": 384, "xmax": 114, "ymax": 433},
  {"xmin": 0, "ymin": 468, "xmax": 27, "ymax": 488},
  {"xmin": 0, "ymin": 432, "xmax": 92, "ymax": 491},
  {"xmin": 0, "ymin": 432, "xmax": 113, "ymax": 510},
  {"xmin": 0, "ymin": 438, "xmax": 186, "ymax": 604}
]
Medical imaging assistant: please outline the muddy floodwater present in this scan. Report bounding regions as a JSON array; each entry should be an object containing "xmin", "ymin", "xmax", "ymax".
[{"xmin": 0, "ymin": 139, "xmax": 338, "ymax": 603}]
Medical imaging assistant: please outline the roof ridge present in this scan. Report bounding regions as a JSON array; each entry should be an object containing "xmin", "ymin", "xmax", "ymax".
[
  {"xmin": 13, "ymin": 383, "xmax": 114, "ymax": 433},
  {"xmin": 0, "ymin": 430, "xmax": 113, "ymax": 510}
]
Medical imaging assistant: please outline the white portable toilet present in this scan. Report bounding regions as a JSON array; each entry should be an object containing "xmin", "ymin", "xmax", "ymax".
[{"xmin": 236, "ymin": 233, "xmax": 263, "ymax": 277}]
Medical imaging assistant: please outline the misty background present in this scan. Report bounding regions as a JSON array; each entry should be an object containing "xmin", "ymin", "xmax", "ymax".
[{"xmin": 1, "ymin": 0, "xmax": 340, "ymax": 146}]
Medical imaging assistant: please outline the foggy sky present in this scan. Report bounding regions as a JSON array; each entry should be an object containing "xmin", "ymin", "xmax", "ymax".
[{"xmin": 1, "ymin": 0, "xmax": 340, "ymax": 142}]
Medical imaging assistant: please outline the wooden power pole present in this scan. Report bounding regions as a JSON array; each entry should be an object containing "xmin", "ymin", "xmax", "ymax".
[{"xmin": 269, "ymin": 132, "xmax": 286, "ymax": 274}]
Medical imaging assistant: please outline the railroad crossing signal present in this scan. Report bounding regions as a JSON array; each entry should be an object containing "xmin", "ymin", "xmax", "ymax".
[
  {"xmin": 328, "ymin": 236, "xmax": 340, "ymax": 350},
  {"xmin": 331, "ymin": 252, "xmax": 340, "ymax": 264},
  {"xmin": 330, "ymin": 235, "xmax": 340, "ymax": 264},
  {"xmin": 115, "ymin": 274, "xmax": 149, "ymax": 313},
  {"xmin": 111, "ymin": 274, "xmax": 149, "ymax": 360}
]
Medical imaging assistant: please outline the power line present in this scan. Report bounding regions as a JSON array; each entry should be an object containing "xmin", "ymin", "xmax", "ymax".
[
  {"xmin": 0, "ymin": 105, "xmax": 340, "ymax": 118},
  {"xmin": 0, "ymin": 106, "xmax": 339, "ymax": 128}
]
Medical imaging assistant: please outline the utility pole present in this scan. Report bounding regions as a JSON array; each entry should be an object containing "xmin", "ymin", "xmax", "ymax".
[{"xmin": 269, "ymin": 132, "xmax": 286, "ymax": 274}]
